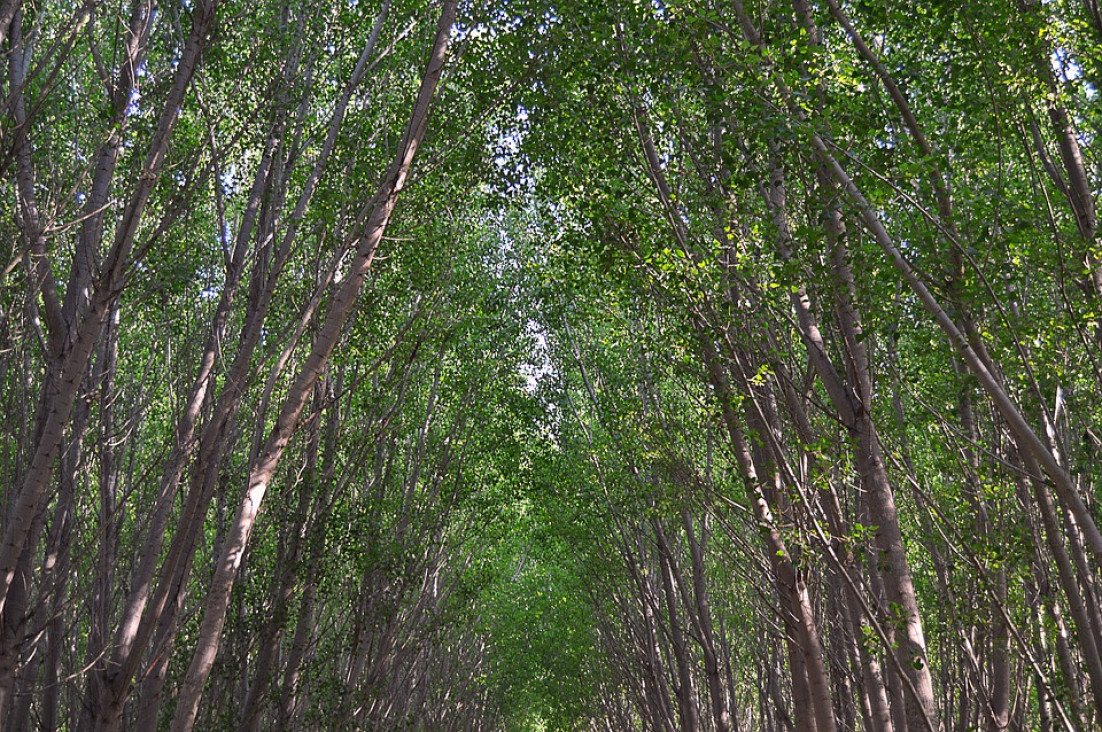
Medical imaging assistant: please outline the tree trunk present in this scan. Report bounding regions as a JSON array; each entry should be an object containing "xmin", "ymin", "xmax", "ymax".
[{"xmin": 168, "ymin": 6, "xmax": 457, "ymax": 728}]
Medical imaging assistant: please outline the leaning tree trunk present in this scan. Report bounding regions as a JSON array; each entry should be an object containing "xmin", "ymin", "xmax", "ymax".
[{"xmin": 167, "ymin": 5, "xmax": 457, "ymax": 729}]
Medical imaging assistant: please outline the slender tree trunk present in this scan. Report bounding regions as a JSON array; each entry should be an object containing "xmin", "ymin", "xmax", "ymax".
[
  {"xmin": 168, "ymin": 7, "xmax": 457, "ymax": 728},
  {"xmin": 238, "ymin": 384, "xmax": 328, "ymax": 732},
  {"xmin": 681, "ymin": 509, "xmax": 733, "ymax": 732},
  {"xmin": 1028, "ymin": 467, "xmax": 1102, "ymax": 721},
  {"xmin": 698, "ymin": 337, "xmax": 837, "ymax": 732},
  {"xmin": 277, "ymin": 552, "xmax": 321, "ymax": 732},
  {"xmin": 653, "ymin": 518, "xmax": 701, "ymax": 732},
  {"xmin": 0, "ymin": 0, "xmax": 220, "ymax": 621},
  {"xmin": 93, "ymin": 14, "xmax": 395, "ymax": 712}
]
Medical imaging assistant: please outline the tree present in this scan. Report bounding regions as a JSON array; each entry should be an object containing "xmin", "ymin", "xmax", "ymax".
[{"xmin": 4, "ymin": 0, "xmax": 1102, "ymax": 729}]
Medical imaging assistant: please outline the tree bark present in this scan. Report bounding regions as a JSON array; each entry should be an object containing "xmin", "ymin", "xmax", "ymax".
[
  {"xmin": 168, "ymin": 5, "xmax": 457, "ymax": 728},
  {"xmin": 0, "ymin": 0, "xmax": 220, "ymax": 620}
]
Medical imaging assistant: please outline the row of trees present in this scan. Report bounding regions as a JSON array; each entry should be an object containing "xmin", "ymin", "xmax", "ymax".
[
  {"xmin": 506, "ymin": 0, "xmax": 1102, "ymax": 728},
  {"xmin": 0, "ymin": 0, "xmax": 542, "ymax": 728},
  {"xmin": 1, "ymin": 0, "xmax": 1101, "ymax": 729}
]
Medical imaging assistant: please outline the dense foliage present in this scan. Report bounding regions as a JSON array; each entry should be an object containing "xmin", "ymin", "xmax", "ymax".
[{"xmin": 1, "ymin": 0, "xmax": 1101, "ymax": 730}]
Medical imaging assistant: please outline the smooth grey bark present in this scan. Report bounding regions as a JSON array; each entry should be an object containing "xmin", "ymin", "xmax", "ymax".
[
  {"xmin": 621, "ymin": 48, "xmax": 839, "ymax": 726},
  {"xmin": 680, "ymin": 509, "xmax": 733, "ymax": 732},
  {"xmin": 652, "ymin": 518, "xmax": 702, "ymax": 732},
  {"xmin": 1028, "ymin": 462, "xmax": 1102, "ymax": 723},
  {"xmin": 0, "ymin": 0, "xmax": 221, "ymax": 621},
  {"xmin": 800, "ymin": 113, "xmax": 1102, "ymax": 559},
  {"xmin": 712, "ymin": 5, "xmax": 943, "ymax": 724},
  {"xmin": 754, "ymin": 138, "xmax": 935, "ymax": 731},
  {"xmin": 168, "ymin": 4, "xmax": 457, "ymax": 728},
  {"xmin": 698, "ymin": 336, "xmax": 837, "ymax": 732},
  {"xmin": 92, "ymin": 8, "xmax": 398, "ymax": 724},
  {"xmin": 238, "ymin": 368, "xmax": 338, "ymax": 732}
]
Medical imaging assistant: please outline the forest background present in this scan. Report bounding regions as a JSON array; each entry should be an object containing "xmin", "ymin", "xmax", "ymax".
[{"xmin": 1, "ymin": 0, "xmax": 1101, "ymax": 730}]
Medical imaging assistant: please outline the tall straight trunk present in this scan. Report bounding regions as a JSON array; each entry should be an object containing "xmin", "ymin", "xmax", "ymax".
[
  {"xmin": 613, "ymin": 523, "xmax": 680, "ymax": 732},
  {"xmin": 680, "ymin": 509, "xmax": 733, "ymax": 732},
  {"xmin": 276, "ymin": 545, "xmax": 322, "ymax": 732},
  {"xmin": 1, "ymin": 323, "xmax": 104, "ymax": 722},
  {"xmin": 1028, "ymin": 467, "xmax": 1102, "ymax": 721},
  {"xmin": 852, "ymin": 422, "xmax": 934, "ymax": 732},
  {"xmin": 815, "ymin": 10, "xmax": 1096, "ymax": 721},
  {"xmin": 26, "ymin": 471, "xmax": 73, "ymax": 732},
  {"xmin": 952, "ymin": 364, "xmax": 1011, "ymax": 732},
  {"xmin": 100, "ymin": 117, "xmax": 283, "ymax": 702},
  {"xmin": 168, "ymin": 6, "xmax": 457, "ymax": 728},
  {"xmin": 989, "ymin": 568, "xmax": 1011, "ymax": 732},
  {"xmin": 782, "ymin": 585, "xmax": 819, "ymax": 732},
  {"xmin": 845, "ymin": 580, "xmax": 895, "ymax": 732},
  {"xmin": 274, "ymin": 371, "xmax": 346, "ymax": 732},
  {"xmin": 698, "ymin": 337, "xmax": 837, "ymax": 732},
  {"xmin": 95, "ymin": 164, "xmax": 303, "ymax": 732},
  {"xmin": 652, "ymin": 518, "xmax": 701, "ymax": 732},
  {"xmin": 1038, "ymin": 585, "xmax": 1085, "ymax": 728},
  {"xmin": 866, "ymin": 548, "xmax": 911, "ymax": 732},
  {"xmin": 0, "ymin": 526, "xmax": 33, "ymax": 719},
  {"xmin": 818, "ymin": 483, "xmax": 895, "ymax": 732},
  {"xmin": 1061, "ymin": 501, "xmax": 1102, "ymax": 663},
  {"xmin": 745, "ymin": 121, "xmax": 936, "ymax": 728},
  {"xmin": 133, "ymin": 568, "xmax": 191, "ymax": 731},
  {"xmin": 711, "ymin": 6, "xmax": 942, "ymax": 711},
  {"xmin": 819, "ymin": 162, "xmax": 939, "ymax": 732},
  {"xmin": 800, "ymin": 124, "xmax": 1102, "ymax": 560},
  {"xmin": 637, "ymin": 567, "xmax": 680, "ymax": 732},
  {"xmin": 78, "ymin": 303, "xmax": 123, "ymax": 732},
  {"xmin": 623, "ymin": 34, "xmax": 838, "ymax": 728},
  {"xmin": 1025, "ymin": 14, "xmax": 1101, "ymax": 302},
  {"xmin": 777, "ymin": 363, "xmax": 896, "ymax": 732},
  {"xmin": 8, "ymin": 7, "xmax": 64, "ymax": 355},
  {"xmin": 0, "ymin": 9, "xmax": 92, "ymax": 718},
  {"xmin": 757, "ymin": 9, "xmax": 940, "ymax": 719}
]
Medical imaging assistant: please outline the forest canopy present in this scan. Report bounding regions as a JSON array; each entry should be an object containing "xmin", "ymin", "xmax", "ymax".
[{"xmin": 1, "ymin": 0, "xmax": 1101, "ymax": 730}]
